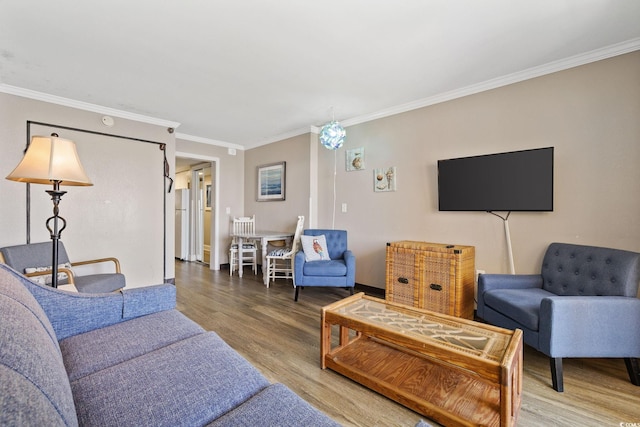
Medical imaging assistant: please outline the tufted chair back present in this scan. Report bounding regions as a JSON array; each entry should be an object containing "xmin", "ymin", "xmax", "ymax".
[
  {"xmin": 541, "ymin": 242, "xmax": 640, "ymax": 297},
  {"xmin": 302, "ymin": 229, "xmax": 348, "ymax": 260}
]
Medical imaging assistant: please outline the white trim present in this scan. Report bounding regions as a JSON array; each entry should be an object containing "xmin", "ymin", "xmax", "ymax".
[
  {"xmin": 3, "ymin": 39, "xmax": 638, "ymax": 150},
  {"xmin": 249, "ymin": 125, "xmax": 320, "ymax": 147},
  {"xmin": 175, "ymin": 132, "xmax": 244, "ymax": 150},
  {"xmin": 176, "ymin": 152, "xmax": 221, "ymax": 271},
  {"xmin": 341, "ymin": 38, "xmax": 640, "ymax": 128},
  {"xmin": 0, "ymin": 84, "xmax": 181, "ymax": 129}
]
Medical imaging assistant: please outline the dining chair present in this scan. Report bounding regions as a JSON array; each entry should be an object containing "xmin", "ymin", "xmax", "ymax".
[
  {"xmin": 265, "ymin": 216, "xmax": 304, "ymax": 287},
  {"xmin": 229, "ymin": 215, "xmax": 258, "ymax": 276}
]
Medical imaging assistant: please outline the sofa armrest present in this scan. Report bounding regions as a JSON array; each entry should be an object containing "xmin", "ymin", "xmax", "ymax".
[
  {"xmin": 344, "ymin": 250, "xmax": 356, "ymax": 285},
  {"xmin": 539, "ymin": 296, "xmax": 640, "ymax": 357},
  {"xmin": 477, "ymin": 274, "xmax": 543, "ymax": 318},
  {"xmin": 294, "ymin": 250, "xmax": 306, "ymax": 285},
  {"xmin": 122, "ymin": 284, "xmax": 177, "ymax": 319}
]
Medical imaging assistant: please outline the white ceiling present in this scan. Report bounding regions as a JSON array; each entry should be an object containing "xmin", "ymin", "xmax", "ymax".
[{"xmin": 1, "ymin": 1, "xmax": 639, "ymax": 150}]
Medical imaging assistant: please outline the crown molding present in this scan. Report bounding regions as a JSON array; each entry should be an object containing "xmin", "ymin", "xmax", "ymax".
[
  {"xmin": 341, "ymin": 38, "xmax": 640, "ymax": 128},
  {"xmin": 0, "ymin": 84, "xmax": 181, "ymax": 129},
  {"xmin": 3, "ymin": 38, "xmax": 638, "ymax": 150},
  {"xmin": 174, "ymin": 132, "xmax": 244, "ymax": 150}
]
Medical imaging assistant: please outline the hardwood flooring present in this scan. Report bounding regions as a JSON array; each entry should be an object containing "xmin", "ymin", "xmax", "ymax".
[{"xmin": 174, "ymin": 261, "xmax": 640, "ymax": 426}]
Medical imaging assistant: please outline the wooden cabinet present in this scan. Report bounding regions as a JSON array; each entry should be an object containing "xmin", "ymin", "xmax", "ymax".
[{"xmin": 385, "ymin": 241, "xmax": 475, "ymax": 319}]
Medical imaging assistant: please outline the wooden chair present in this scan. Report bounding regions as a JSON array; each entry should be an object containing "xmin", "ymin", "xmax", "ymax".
[
  {"xmin": 265, "ymin": 216, "xmax": 304, "ymax": 287},
  {"xmin": 229, "ymin": 215, "xmax": 258, "ymax": 276}
]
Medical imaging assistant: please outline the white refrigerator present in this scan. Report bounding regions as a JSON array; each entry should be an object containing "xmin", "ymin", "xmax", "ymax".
[{"xmin": 175, "ymin": 189, "xmax": 190, "ymax": 260}]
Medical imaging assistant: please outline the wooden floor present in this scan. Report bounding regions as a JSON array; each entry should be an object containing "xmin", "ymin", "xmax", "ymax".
[{"xmin": 174, "ymin": 261, "xmax": 640, "ymax": 426}]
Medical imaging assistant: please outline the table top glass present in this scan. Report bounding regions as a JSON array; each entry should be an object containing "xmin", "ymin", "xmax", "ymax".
[{"xmin": 330, "ymin": 296, "xmax": 512, "ymax": 361}]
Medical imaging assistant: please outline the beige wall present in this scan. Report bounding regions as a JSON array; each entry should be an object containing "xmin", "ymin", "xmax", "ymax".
[
  {"xmin": 2, "ymin": 52, "xmax": 637, "ymax": 290},
  {"xmin": 244, "ymin": 133, "xmax": 311, "ymax": 233},
  {"xmin": 0, "ymin": 92, "xmax": 175, "ymax": 287},
  {"xmin": 251, "ymin": 51, "xmax": 640, "ymax": 289}
]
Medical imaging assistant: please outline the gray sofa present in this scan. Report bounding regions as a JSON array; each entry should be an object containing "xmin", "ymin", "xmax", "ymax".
[{"xmin": 0, "ymin": 263, "xmax": 338, "ymax": 426}]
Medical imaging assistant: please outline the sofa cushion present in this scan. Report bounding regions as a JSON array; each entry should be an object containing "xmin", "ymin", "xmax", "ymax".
[
  {"xmin": 71, "ymin": 332, "xmax": 270, "ymax": 427},
  {"xmin": 60, "ymin": 309, "xmax": 205, "ymax": 381},
  {"xmin": 302, "ymin": 259, "xmax": 347, "ymax": 277},
  {"xmin": 208, "ymin": 383, "xmax": 340, "ymax": 426},
  {"xmin": 483, "ymin": 288, "xmax": 556, "ymax": 331},
  {"xmin": 0, "ymin": 265, "xmax": 78, "ymax": 427}
]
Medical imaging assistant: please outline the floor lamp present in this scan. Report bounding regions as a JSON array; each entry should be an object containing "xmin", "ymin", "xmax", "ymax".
[{"xmin": 6, "ymin": 134, "xmax": 92, "ymax": 288}]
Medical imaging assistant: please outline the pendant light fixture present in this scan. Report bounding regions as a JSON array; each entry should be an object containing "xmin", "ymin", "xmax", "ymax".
[{"xmin": 319, "ymin": 107, "xmax": 346, "ymax": 150}]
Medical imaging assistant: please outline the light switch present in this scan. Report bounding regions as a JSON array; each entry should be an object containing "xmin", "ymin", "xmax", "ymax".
[
  {"xmin": 226, "ymin": 207, "xmax": 231, "ymax": 214},
  {"xmin": 341, "ymin": 203, "xmax": 347, "ymax": 213}
]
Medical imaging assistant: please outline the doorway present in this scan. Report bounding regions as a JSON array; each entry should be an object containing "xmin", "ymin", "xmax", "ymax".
[{"xmin": 175, "ymin": 153, "xmax": 220, "ymax": 270}]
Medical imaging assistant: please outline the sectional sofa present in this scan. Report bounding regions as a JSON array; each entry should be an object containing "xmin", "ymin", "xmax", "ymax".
[{"xmin": 0, "ymin": 263, "xmax": 338, "ymax": 426}]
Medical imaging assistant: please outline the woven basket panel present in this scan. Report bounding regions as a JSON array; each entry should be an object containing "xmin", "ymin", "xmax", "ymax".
[
  {"xmin": 386, "ymin": 251, "xmax": 417, "ymax": 307},
  {"xmin": 419, "ymin": 254, "xmax": 453, "ymax": 313},
  {"xmin": 386, "ymin": 241, "xmax": 475, "ymax": 318}
]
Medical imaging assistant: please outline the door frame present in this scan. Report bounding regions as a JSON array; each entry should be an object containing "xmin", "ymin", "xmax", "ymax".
[{"xmin": 176, "ymin": 152, "xmax": 220, "ymax": 270}]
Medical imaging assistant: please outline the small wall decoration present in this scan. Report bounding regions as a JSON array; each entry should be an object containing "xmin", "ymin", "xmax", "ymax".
[
  {"xmin": 257, "ymin": 161, "xmax": 286, "ymax": 201},
  {"xmin": 346, "ymin": 147, "xmax": 365, "ymax": 171},
  {"xmin": 374, "ymin": 167, "xmax": 396, "ymax": 192}
]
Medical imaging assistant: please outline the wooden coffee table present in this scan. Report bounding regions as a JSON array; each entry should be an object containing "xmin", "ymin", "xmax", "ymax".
[{"xmin": 321, "ymin": 293, "xmax": 522, "ymax": 427}]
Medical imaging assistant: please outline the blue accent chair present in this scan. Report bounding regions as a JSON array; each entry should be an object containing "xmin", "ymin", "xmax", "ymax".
[
  {"xmin": 477, "ymin": 242, "xmax": 640, "ymax": 392},
  {"xmin": 293, "ymin": 229, "xmax": 355, "ymax": 301}
]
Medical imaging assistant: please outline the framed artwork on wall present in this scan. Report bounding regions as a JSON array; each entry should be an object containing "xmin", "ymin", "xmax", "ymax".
[
  {"xmin": 346, "ymin": 147, "xmax": 365, "ymax": 171},
  {"xmin": 374, "ymin": 166, "xmax": 396, "ymax": 192},
  {"xmin": 257, "ymin": 161, "xmax": 286, "ymax": 201},
  {"xmin": 205, "ymin": 184, "xmax": 212, "ymax": 210}
]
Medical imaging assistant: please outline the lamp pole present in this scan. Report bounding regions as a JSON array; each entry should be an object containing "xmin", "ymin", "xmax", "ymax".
[{"xmin": 45, "ymin": 180, "xmax": 67, "ymax": 288}]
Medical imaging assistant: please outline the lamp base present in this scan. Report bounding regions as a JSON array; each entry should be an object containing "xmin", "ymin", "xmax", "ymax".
[{"xmin": 45, "ymin": 184, "xmax": 67, "ymax": 288}]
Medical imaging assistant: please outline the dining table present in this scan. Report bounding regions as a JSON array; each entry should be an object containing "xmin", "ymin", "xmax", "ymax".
[{"xmin": 231, "ymin": 230, "xmax": 294, "ymax": 285}]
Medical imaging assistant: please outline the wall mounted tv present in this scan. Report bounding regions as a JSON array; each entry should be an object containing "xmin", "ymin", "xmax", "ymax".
[{"xmin": 438, "ymin": 147, "xmax": 554, "ymax": 212}]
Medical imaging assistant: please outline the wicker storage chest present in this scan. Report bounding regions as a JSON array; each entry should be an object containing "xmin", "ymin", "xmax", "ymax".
[{"xmin": 385, "ymin": 241, "xmax": 475, "ymax": 319}]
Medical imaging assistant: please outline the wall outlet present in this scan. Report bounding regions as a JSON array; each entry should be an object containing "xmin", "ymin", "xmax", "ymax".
[
  {"xmin": 226, "ymin": 207, "xmax": 231, "ymax": 214},
  {"xmin": 476, "ymin": 269, "xmax": 486, "ymax": 277},
  {"xmin": 341, "ymin": 203, "xmax": 347, "ymax": 213}
]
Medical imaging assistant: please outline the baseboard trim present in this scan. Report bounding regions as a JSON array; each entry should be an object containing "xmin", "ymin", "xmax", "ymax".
[{"xmin": 355, "ymin": 283, "xmax": 385, "ymax": 298}]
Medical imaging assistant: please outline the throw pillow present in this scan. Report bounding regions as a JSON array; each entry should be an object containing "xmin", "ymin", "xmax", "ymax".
[
  {"xmin": 24, "ymin": 263, "xmax": 73, "ymax": 286},
  {"xmin": 301, "ymin": 235, "xmax": 331, "ymax": 262}
]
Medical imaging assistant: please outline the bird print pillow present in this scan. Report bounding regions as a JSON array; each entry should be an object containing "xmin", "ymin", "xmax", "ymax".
[{"xmin": 301, "ymin": 235, "xmax": 331, "ymax": 261}]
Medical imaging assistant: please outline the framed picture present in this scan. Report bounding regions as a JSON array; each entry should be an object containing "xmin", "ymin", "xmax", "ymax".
[
  {"xmin": 205, "ymin": 184, "xmax": 212, "ymax": 210},
  {"xmin": 374, "ymin": 166, "xmax": 396, "ymax": 192},
  {"xmin": 257, "ymin": 161, "xmax": 286, "ymax": 201},
  {"xmin": 346, "ymin": 147, "xmax": 365, "ymax": 171}
]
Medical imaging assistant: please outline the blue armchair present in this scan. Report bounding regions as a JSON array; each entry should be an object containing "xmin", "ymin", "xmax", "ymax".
[
  {"xmin": 477, "ymin": 242, "xmax": 640, "ymax": 392},
  {"xmin": 293, "ymin": 229, "xmax": 355, "ymax": 301}
]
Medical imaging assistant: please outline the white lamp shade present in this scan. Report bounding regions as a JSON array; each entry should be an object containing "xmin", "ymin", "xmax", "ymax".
[{"xmin": 6, "ymin": 135, "xmax": 92, "ymax": 186}]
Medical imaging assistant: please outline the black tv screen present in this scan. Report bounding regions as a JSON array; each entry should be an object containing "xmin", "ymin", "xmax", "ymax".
[{"xmin": 438, "ymin": 147, "xmax": 554, "ymax": 212}]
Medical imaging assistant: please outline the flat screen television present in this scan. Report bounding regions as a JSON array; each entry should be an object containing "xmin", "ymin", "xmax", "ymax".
[{"xmin": 438, "ymin": 147, "xmax": 554, "ymax": 212}]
